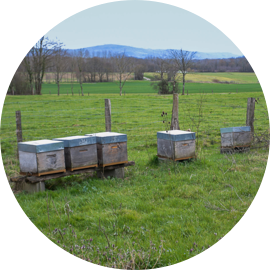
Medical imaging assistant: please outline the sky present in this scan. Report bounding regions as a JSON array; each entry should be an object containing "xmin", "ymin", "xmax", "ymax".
[{"xmin": 45, "ymin": 1, "xmax": 242, "ymax": 55}]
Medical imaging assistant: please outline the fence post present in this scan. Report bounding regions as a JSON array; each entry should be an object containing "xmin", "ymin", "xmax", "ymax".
[
  {"xmin": 105, "ymin": 99, "xmax": 111, "ymax": 132},
  {"xmin": 170, "ymin": 93, "xmax": 180, "ymax": 130},
  {"xmin": 16, "ymin": 110, "xmax": 23, "ymax": 158},
  {"xmin": 246, "ymin": 97, "xmax": 255, "ymax": 134}
]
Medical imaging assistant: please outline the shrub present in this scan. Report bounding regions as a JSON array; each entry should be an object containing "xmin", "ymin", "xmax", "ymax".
[{"xmin": 151, "ymin": 79, "xmax": 180, "ymax": 94}]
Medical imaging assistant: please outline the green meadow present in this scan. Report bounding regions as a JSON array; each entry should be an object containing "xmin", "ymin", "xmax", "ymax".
[
  {"xmin": 41, "ymin": 80, "xmax": 262, "ymax": 95},
  {"xmin": 0, "ymin": 81, "xmax": 269, "ymax": 268}
]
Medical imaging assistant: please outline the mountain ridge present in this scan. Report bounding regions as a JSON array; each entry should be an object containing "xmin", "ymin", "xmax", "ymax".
[{"xmin": 66, "ymin": 44, "xmax": 242, "ymax": 60}]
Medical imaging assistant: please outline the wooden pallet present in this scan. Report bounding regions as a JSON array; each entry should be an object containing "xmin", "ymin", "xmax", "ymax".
[
  {"xmin": 12, "ymin": 161, "xmax": 135, "ymax": 183},
  {"xmin": 157, "ymin": 155, "xmax": 195, "ymax": 162},
  {"xmin": 69, "ymin": 164, "xmax": 98, "ymax": 172},
  {"xmin": 20, "ymin": 169, "xmax": 66, "ymax": 177},
  {"xmin": 99, "ymin": 161, "xmax": 128, "ymax": 168}
]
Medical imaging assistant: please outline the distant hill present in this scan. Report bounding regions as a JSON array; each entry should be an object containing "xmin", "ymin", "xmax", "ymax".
[{"xmin": 66, "ymin": 44, "xmax": 242, "ymax": 60}]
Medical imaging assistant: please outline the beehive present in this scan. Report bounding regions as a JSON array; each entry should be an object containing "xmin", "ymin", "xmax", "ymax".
[
  {"xmin": 18, "ymin": 139, "xmax": 66, "ymax": 176},
  {"xmin": 220, "ymin": 126, "xmax": 251, "ymax": 148},
  {"xmin": 53, "ymin": 135, "xmax": 97, "ymax": 171},
  {"xmin": 157, "ymin": 130, "xmax": 196, "ymax": 161},
  {"xmin": 85, "ymin": 132, "xmax": 128, "ymax": 167}
]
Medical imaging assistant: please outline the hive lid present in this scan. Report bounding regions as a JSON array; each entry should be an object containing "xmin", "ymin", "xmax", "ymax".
[
  {"xmin": 220, "ymin": 126, "xmax": 251, "ymax": 133},
  {"xmin": 18, "ymin": 139, "xmax": 64, "ymax": 153},
  {"xmin": 157, "ymin": 130, "xmax": 196, "ymax": 141},
  {"xmin": 85, "ymin": 132, "xmax": 127, "ymax": 144},
  {"xmin": 53, "ymin": 135, "xmax": 96, "ymax": 147}
]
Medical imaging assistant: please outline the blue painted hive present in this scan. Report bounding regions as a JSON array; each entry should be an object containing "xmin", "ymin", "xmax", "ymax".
[
  {"xmin": 85, "ymin": 132, "xmax": 128, "ymax": 167},
  {"xmin": 220, "ymin": 126, "xmax": 251, "ymax": 148},
  {"xmin": 18, "ymin": 139, "xmax": 66, "ymax": 176},
  {"xmin": 53, "ymin": 135, "xmax": 98, "ymax": 171}
]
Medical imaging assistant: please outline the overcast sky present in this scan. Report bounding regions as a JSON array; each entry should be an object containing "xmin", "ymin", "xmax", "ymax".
[{"xmin": 45, "ymin": 0, "xmax": 242, "ymax": 55}]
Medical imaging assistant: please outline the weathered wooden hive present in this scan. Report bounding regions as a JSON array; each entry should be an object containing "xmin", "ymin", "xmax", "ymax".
[
  {"xmin": 18, "ymin": 139, "xmax": 66, "ymax": 176},
  {"xmin": 220, "ymin": 126, "xmax": 251, "ymax": 149},
  {"xmin": 53, "ymin": 135, "xmax": 97, "ymax": 171},
  {"xmin": 85, "ymin": 132, "xmax": 128, "ymax": 167},
  {"xmin": 157, "ymin": 130, "xmax": 196, "ymax": 161}
]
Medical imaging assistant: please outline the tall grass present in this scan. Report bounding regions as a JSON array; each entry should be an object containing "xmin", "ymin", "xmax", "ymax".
[{"xmin": 0, "ymin": 90, "xmax": 268, "ymax": 267}]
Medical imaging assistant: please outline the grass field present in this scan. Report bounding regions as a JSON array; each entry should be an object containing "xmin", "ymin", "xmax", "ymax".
[
  {"xmin": 0, "ymin": 85, "xmax": 269, "ymax": 267},
  {"xmin": 41, "ymin": 80, "xmax": 262, "ymax": 95}
]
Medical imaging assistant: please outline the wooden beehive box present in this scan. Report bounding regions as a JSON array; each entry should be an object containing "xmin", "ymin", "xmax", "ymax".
[
  {"xmin": 53, "ymin": 135, "xmax": 97, "ymax": 171},
  {"xmin": 157, "ymin": 130, "xmax": 196, "ymax": 161},
  {"xmin": 86, "ymin": 132, "xmax": 128, "ymax": 167},
  {"xmin": 18, "ymin": 139, "xmax": 66, "ymax": 176},
  {"xmin": 220, "ymin": 126, "xmax": 251, "ymax": 148}
]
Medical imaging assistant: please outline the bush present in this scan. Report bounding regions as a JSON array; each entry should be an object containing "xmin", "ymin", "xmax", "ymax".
[
  {"xmin": 151, "ymin": 79, "xmax": 180, "ymax": 94},
  {"xmin": 134, "ymin": 65, "xmax": 144, "ymax": 80},
  {"xmin": 8, "ymin": 71, "xmax": 32, "ymax": 95}
]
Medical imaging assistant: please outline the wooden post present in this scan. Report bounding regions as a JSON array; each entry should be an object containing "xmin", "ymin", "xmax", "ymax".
[
  {"xmin": 246, "ymin": 97, "xmax": 255, "ymax": 134},
  {"xmin": 16, "ymin": 110, "xmax": 23, "ymax": 158},
  {"xmin": 105, "ymin": 99, "xmax": 111, "ymax": 132},
  {"xmin": 170, "ymin": 93, "xmax": 180, "ymax": 130}
]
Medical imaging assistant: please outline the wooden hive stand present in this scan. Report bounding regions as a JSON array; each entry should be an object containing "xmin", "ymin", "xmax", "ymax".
[{"xmin": 11, "ymin": 161, "xmax": 135, "ymax": 194}]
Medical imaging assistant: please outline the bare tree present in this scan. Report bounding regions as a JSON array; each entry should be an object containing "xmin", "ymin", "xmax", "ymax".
[
  {"xmin": 28, "ymin": 36, "xmax": 63, "ymax": 95},
  {"xmin": 112, "ymin": 52, "xmax": 134, "ymax": 96},
  {"xmin": 68, "ymin": 54, "xmax": 77, "ymax": 95},
  {"xmin": 134, "ymin": 64, "xmax": 144, "ymax": 80},
  {"xmin": 22, "ymin": 54, "xmax": 34, "ymax": 95},
  {"xmin": 104, "ymin": 50, "xmax": 113, "ymax": 82},
  {"xmin": 53, "ymin": 47, "xmax": 68, "ymax": 96},
  {"xmin": 104, "ymin": 59, "xmax": 113, "ymax": 82},
  {"xmin": 170, "ymin": 49, "xmax": 197, "ymax": 95},
  {"xmin": 75, "ymin": 49, "xmax": 86, "ymax": 96},
  {"xmin": 96, "ymin": 57, "xmax": 105, "ymax": 82},
  {"xmin": 154, "ymin": 55, "xmax": 168, "ymax": 80},
  {"xmin": 166, "ymin": 58, "xmax": 180, "ymax": 93}
]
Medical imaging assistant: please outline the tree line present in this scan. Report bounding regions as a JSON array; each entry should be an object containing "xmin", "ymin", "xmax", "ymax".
[{"xmin": 8, "ymin": 37, "xmax": 254, "ymax": 96}]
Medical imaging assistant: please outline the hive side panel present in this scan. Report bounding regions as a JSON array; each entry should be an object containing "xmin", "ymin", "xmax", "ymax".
[
  {"xmin": 69, "ymin": 145, "xmax": 98, "ymax": 168},
  {"xmin": 99, "ymin": 142, "xmax": 127, "ymax": 165},
  {"xmin": 37, "ymin": 150, "xmax": 65, "ymax": 173},
  {"xmin": 157, "ymin": 138, "xmax": 174, "ymax": 159},
  {"xmin": 221, "ymin": 132, "xmax": 233, "ymax": 148},
  {"xmin": 233, "ymin": 131, "xmax": 252, "ymax": 146},
  {"xmin": 19, "ymin": 151, "xmax": 38, "ymax": 173},
  {"xmin": 174, "ymin": 140, "xmax": 196, "ymax": 159}
]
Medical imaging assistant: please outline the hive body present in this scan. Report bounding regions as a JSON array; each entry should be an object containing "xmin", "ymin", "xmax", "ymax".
[
  {"xmin": 157, "ymin": 130, "xmax": 196, "ymax": 161},
  {"xmin": 86, "ymin": 132, "xmax": 128, "ymax": 167},
  {"xmin": 18, "ymin": 140, "xmax": 66, "ymax": 176},
  {"xmin": 53, "ymin": 135, "xmax": 97, "ymax": 171},
  {"xmin": 220, "ymin": 126, "xmax": 251, "ymax": 148}
]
